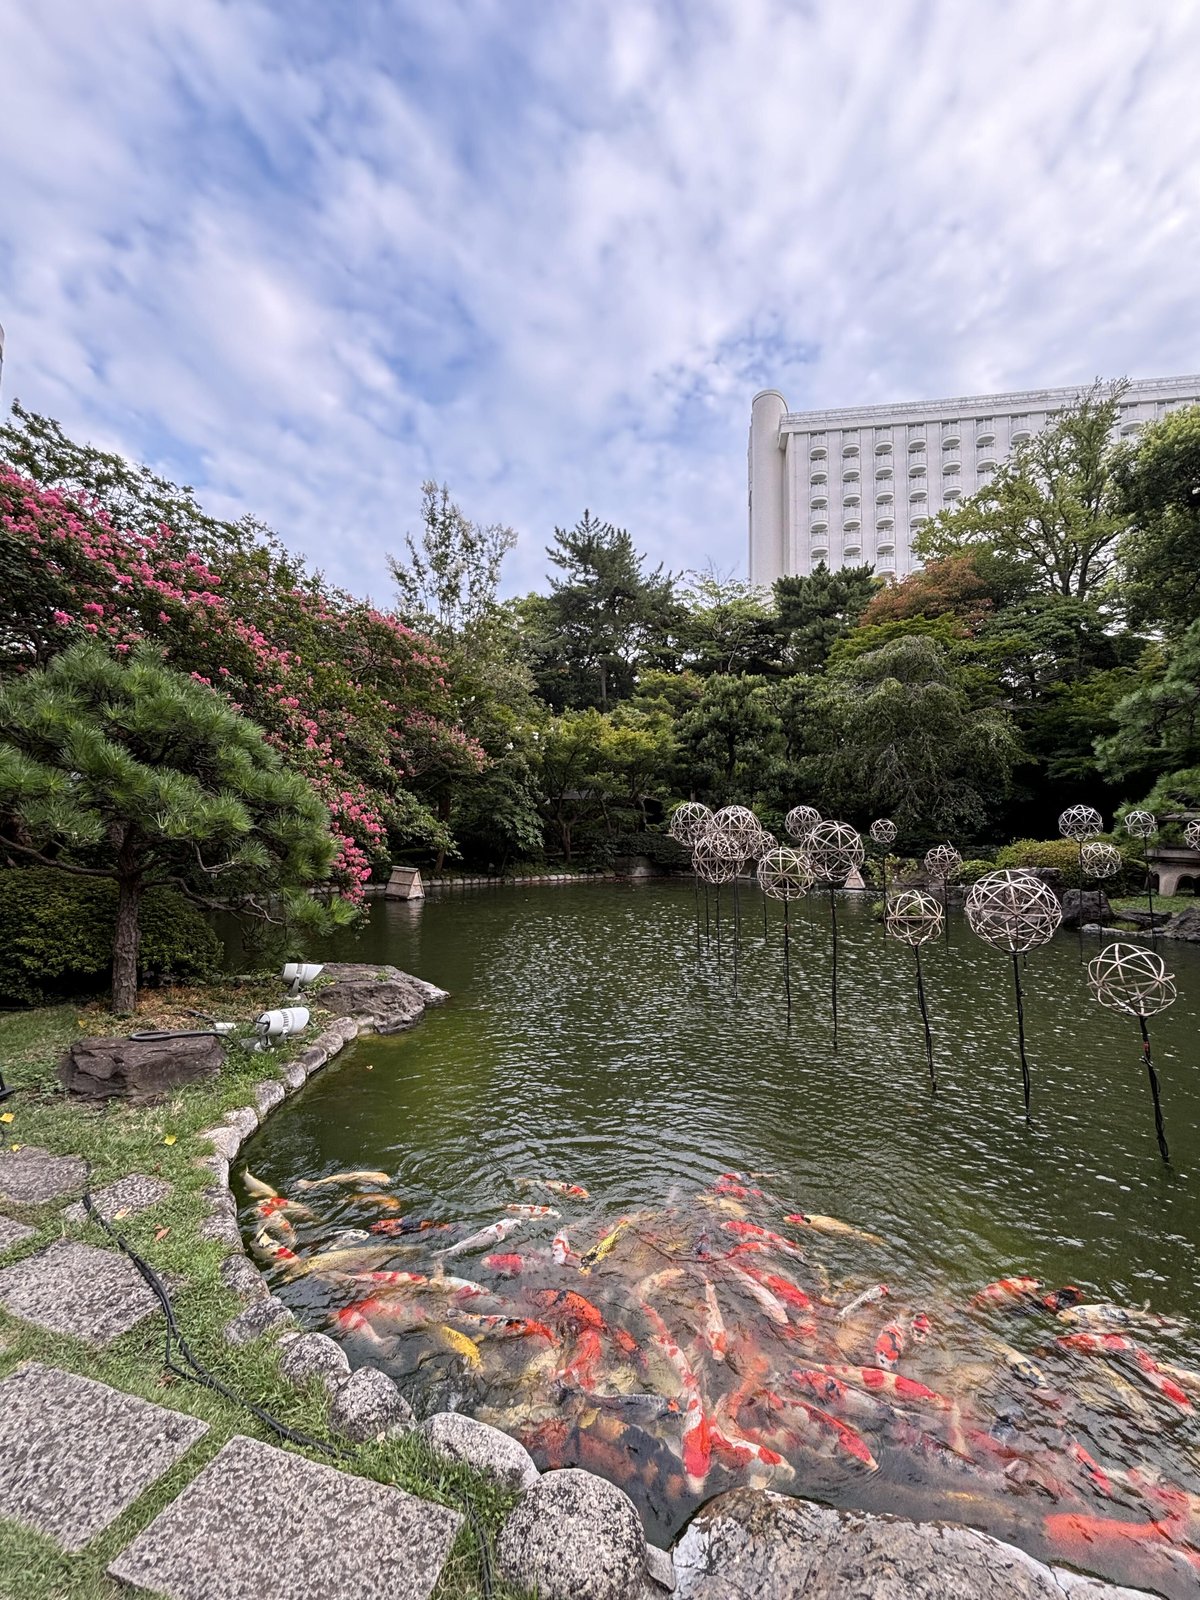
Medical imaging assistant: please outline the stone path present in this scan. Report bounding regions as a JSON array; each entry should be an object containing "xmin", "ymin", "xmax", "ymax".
[
  {"xmin": 0, "ymin": 1144, "xmax": 87, "ymax": 1204},
  {"xmin": 0, "ymin": 1238, "xmax": 165, "ymax": 1345},
  {"xmin": 0, "ymin": 1217, "xmax": 34, "ymax": 1255}
]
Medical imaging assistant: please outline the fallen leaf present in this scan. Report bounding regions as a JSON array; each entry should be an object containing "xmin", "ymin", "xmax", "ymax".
[
  {"xmin": 0, "ymin": 1113, "xmax": 13, "ymax": 1124},
  {"xmin": 9, "ymin": 1143, "xmax": 22, "ymax": 1152},
  {"xmin": 113, "ymin": 1207, "xmax": 130, "ymax": 1220},
  {"xmin": 163, "ymin": 1135, "xmax": 177, "ymax": 1146},
  {"xmin": 154, "ymin": 1226, "xmax": 171, "ymax": 1242}
]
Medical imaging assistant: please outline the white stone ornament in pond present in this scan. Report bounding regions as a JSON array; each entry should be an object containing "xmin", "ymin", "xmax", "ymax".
[
  {"xmin": 692, "ymin": 832, "xmax": 740, "ymax": 884},
  {"xmin": 1080, "ymin": 841, "xmax": 1123, "ymax": 880},
  {"xmin": 964, "ymin": 870, "xmax": 1063, "ymax": 952},
  {"xmin": 756, "ymin": 847, "xmax": 813, "ymax": 900},
  {"xmin": 668, "ymin": 802, "xmax": 712, "ymax": 846},
  {"xmin": 923, "ymin": 843, "xmax": 963, "ymax": 882},
  {"xmin": 869, "ymin": 818, "xmax": 897, "ymax": 847},
  {"xmin": 1058, "ymin": 805, "xmax": 1103, "ymax": 842},
  {"xmin": 784, "ymin": 805, "xmax": 821, "ymax": 843},
  {"xmin": 805, "ymin": 820, "xmax": 865, "ymax": 885},
  {"xmin": 1124, "ymin": 809, "xmax": 1158, "ymax": 839},
  {"xmin": 884, "ymin": 889, "xmax": 943, "ymax": 946},
  {"xmin": 1087, "ymin": 943, "xmax": 1177, "ymax": 1018},
  {"xmin": 1185, "ymin": 818, "xmax": 1200, "ymax": 850}
]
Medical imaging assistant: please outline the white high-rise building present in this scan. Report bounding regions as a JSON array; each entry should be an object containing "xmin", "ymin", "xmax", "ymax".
[{"xmin": 748, "ymin": 375, "xmax": 1200, "ymax": 588}]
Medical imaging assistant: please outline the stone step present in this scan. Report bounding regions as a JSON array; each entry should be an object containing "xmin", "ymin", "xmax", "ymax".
[
  {"xmin": 0, "ymin": 1237, "xmax": 165, "ymax": 1345},
  {"xmin": 0, "ymin": 1362, "xmax": 208, "ymax": 1552},
  {"xmin": 108, "ymin": 1433, "xmax": 463, "ymax": 1600}
]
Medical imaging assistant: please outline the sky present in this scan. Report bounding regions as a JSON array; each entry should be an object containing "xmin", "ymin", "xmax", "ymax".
[{"xmin": 2, "ymin": 0, "xmax": 1199, "ymax": 601}]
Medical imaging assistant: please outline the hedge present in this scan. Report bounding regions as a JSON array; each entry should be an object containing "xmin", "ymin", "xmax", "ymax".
[{"xmin": 0, "ymin": 868, "xmax": 221, "ymax": 1004}]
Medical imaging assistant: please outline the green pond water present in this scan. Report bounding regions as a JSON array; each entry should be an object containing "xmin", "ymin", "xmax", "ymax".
[{"xmin": 241, "ymin": 884, "xmax": 1200, "ymax": 1591}]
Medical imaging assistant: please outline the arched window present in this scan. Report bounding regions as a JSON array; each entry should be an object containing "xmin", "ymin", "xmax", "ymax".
[
  {"xmin": 875, "ymin": 442, "xmax": 893, "ymax": 456},
  {"xmin": 842, "ymin": 444, "xmax": 860, "ymax": 458},
  {"xmin": 876, "ymin": 467, "xmax": 893, "ymax": 481},
  {"xmin": 843, "ymin": 469, "xmax": 860, "ymax": 483}
]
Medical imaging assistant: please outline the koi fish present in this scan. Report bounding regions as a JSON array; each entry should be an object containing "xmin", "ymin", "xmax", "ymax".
[
  {"xmin": 351, "ymin": 1194, "xmax": 405, "ymax": 1213},
  {"xmin": 295, "ymin": 1170, "xmax": 391, "ymax": 1190},
  {"xmin": 756, "ymin": 1388, "xmax": 878, "ymax": 1471},
  {"xmin": 839, "ymin": 1284, "xmax": 890, "ymax": 1320},
  {"xmin": 482, "ymin": 1253, "xmax": 527, "ymax": 1275},
  {"xmin": 519, "ymin": 1178, "xmax": 589, "ymax": 1199},
  {"xmin": 429, "ymin": 1270, "xmax": 489, "ymax": 1299},
  {"xmin": 258, "ymin": 1211, "xmax": 296, "ymax": 1244},
  {"xmin": 1039, "ymin": 1285, "xmax": 1084, "ymax": 1312},
  {"xmin": 724, "ymin": 1262, "xmax": 789, "ymax": 1326},
  {"xmin": 1058, "ymin": 1332, "xmax": 1193, "ymax": 1412},
  {"xmin": 721, "ymin": 1220, "xmax": 804, "ymax": 1259},
  {"xmin": 1044, "ymin": 1511, "xmax": 1200, "ymax": 1573},
  {"xmin": 1057, "ymin": 1302, "xmax": 1180, "ymax": 1332},
  {"xmin": 369, "ymin": 1218, "xmax": 451, "ymax": 1235},
  {"xmin": 784, "ymin": 1212, "xmax": 884, "ymax": 1245},
  {"xmin": 349, "ymin": 1270, "xmax": 428, "ymax": 1287},
  {"xmin": 453, "ymin": 1310, "xmax": 557, "ymax": 1343},
  {"xmin": 702, "ymin": 1278, "xmax": 728, "ymax": 1361},
  {"xmin": 818, "ymin": 1364, "xmax": 954, "ymax": 1411},
  {"xmin": 242, "ymin": 1170, "xmax": 278, "ymax": 1199},
  {"xmin": 506, "ymin": 1204, "xmax": 561, "ymax": 1219},
  {"xmin": 562, "ymin": 1327, "xmax": 604, "ymax": 1387},
  {"xmin": 875, "ymin": 1321, "xmax": 907, "ymax": 1371},
  {"xmin": 436, "ymin": 1217, "xmax": 524, "ymax": 1258},
  {"xmin": 754, "ymin": 1270, "xmax": 812, "ymax": 1313},
  {"xmin": 579, "ymin": 1218, "xmax": 631, "ymax": 1273},
  {"xmin": 910, "ymin": 1312, "xmax": 931, "ymax": 1342},
  {"xmin": 971, "ymin": 1276, "xmax": 1042, "ymax": 1308},
  {"xmin": 714, "ymin": 1180, "xmax": 764, "ymax": 1200},
  {"xmin": 790, "ymin": 1369, "xmax": 894, "ymax": 1424},
  {"xmin": 333, "ymin": 1295, "xmax": 392, "ymax": 1342},
  {"xmin": 430, "ymin": 1323, "xmax": 483, "ymax": 1370},
  {"xmin": 708, "ymin": 1418, "xmax": 792, "ymax": 1479},
  {"xmin": 551, "ymin": 1228, "xmax": 572, "ymax": 1265},
  {"xmin": 251, "ymin": 1228, "xmax": 298, "ymax": 1264},
  {"xmin": 285, "ymin": 1244, "xmax": 401, "ymax": 1277},
  {"xmin": 642, "ymin": 1304, "xmax": 711, "ymax": 1492},
  {"xmin": 995, "ymin": 1341, "xmax": 1049, "ymax": 1388},
  {"xmin": 254, "ymin": 1195, "xmax": 315, "ymax": 1221}
]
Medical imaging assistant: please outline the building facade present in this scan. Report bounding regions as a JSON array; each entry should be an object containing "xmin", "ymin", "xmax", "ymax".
[{"xmin": 747, "ymin": 375, "xmax": 1200, "ymax": 588}]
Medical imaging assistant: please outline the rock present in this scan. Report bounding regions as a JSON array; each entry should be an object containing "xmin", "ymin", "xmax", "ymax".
[
  {"xmin": 0, "ymin": 1217, "xmax": 35, "ymax": 1255},
  {"xmin": 328, "ymin": 1366, "xmax": 413, "ymax": 1442},
  {"xmin": 199, "ymin": 1124, "xmax": 243, "ymax": 1163},
  {"xmin": 645, "ymin": 1545, "xmax": 676, "ymax": 1593},
  {"xmin": 498, "ymin": 1468, "xmax": 646, "ymax": 1600},
  {"xmin": 670, "ymin": 1489, "xmax": 1154, "ymax": 1600},
  {"xmin": 223, "ymin": 1295, "xmax": 295, "ymax": 1346},
  {"xmin": 316, "ymin": 964, "xmax": 447, "ymax": 1035},
  {"xmin": 418, "ymin": 1412, "xmax": 539, "ymax": 1493},
  {"xmin": 59, "ymin": 1033, "xmax": 224, "ymax": 1105},
  {"xmin": 295, "ymin": 1045, "xmax": 330, "ymax": 1077},
  {"xmin": 0, "ymin": 1146, "xmax": 87, "ymax": 1205},
  {"xmin": 198, "ymin": 1214, "xmax": 242, "ymax": 1251},
  {"xmin": 219, "ymin": 1254, "xmax": 268, "ymax": 1302},
  {"xmin": 1160, "ymin": 904, "xmax": 1200, "ymax": 941},
  {"xmin": 254, "ymin": 1080, "xmax": 285, "ymax": 1117},
  {"xmin": 0, "ymin": 1239, "xmax": 164, "ymax": 1346},
  {"xmin": 201, "ymin": 1153, "xmax": 230, "ymax": 1190},
  {"xmin": 1060, "ymin": 888, "xmax": 1110, "ymax": 928},
  {"xmin": 204, "ymin": 1185, "xmax": 237, "ymax": 1219},
  {"xmin": 277, "ymin": 1331, "xmax": 351, "ymax": 1393},
  {"xmin": 63, "ymin": 1174, "xmax": 172, "ymax": 1226},
  {"xmin": 282, "ymin": 1061, "xmax": 306, "ymax": 1092},
  {"xmin": 223, "ymin": 1105, "xmax": 259, "ymax": 1142}
]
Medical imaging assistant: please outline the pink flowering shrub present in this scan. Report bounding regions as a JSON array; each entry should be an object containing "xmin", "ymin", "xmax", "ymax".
[{"xmin": 0, "ymin": 466, "xmax": 484, "ymax": 899}]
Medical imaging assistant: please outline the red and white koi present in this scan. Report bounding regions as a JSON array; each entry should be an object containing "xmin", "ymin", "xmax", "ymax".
[
  {"xmin": 910, "ymin": 1312, "xmax": 932, "ymax": 1342},
  {"xmin": 251, "ymin": 1229, "xmax": 298, "ymax": 1265},
  {"xmin": 1057, "ymin": 1332, "xmax": 1194, "ymax": 1412},
  {"xmin": 551, "ymin": 1228, "xmax": 572, "ymax": 1266},
  {"xmin": 436, "ymin": 1217, "xmax": 524, "ymax": 1258},
  {"xmin": 724, "ymin": 1262, "xmax": 789, "ymax": 1326},
  {"xmin": 254, "ymin": 1195, "xmax": 314, "ymax": 1221},
  {"xmin": 702, "ymin": 1278, "xmax": 728, "ymax": 1361},
  {"xmin": 505, "ymin": 1204, "xmax": 561, "ymax": 1219},
  {"xmin": 789, "ymin": 1368, "xmax": 894, "ymax": 1425},
  {"xmin": 721, "ymin": 1220, "xmax": 805, "ymax": 1259},
  {"xmin": 784, "ymin": 1212, "xmax": 884, "ymax": 1245},
  {"xmin": 970, "ymin": 1276, "xmax": 1042, "ymax": 1308},
  {"xmin": 482, "ymin": 1252, "xmax": 527, "ymax": 1275},
  {"xmin": 519, "ymin": 1178, "xmax": 590, "ymax": 1199},
  {"xmin": 875, "ymin": 1320, "xmax": 907, "ymax": 1371},
  {"xmin": 1057, "ymin": 1302, "xmax": 1180, "ymax": 1333},
  {"xmin": 838, "ymin": 1284, "xmax": 890, "ymax": 1320},
  {"xmin": 818, "ymin": 1364, "xmax": 954, "ymax": 1411}
]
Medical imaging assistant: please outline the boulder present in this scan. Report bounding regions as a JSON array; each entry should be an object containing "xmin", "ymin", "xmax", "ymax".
[
  {"xmin": 254, "ymin": 1080, "xmax": 286, "ymax": 1117},
  {"xmin": 1060, "ymin": 888, "xmax": 1111, "ymax": 928},
  {"xmin": 328, "ymin": 1366, "xmax": 413, "ymax": 1442},
  {"xmin": 59, "ymin": 1033, "xmax": 224, "ymax": 1105},
  {"xmin": 277, "ymin": 1331, "xmax": 351, "ymax": 1394},
  {"xmin": 219, "ymin": 1254, "xmax": 268, "ymax": 1302},
  {"xmin": 418, "ymin": 1412, "xmax": 539, "ymax": 1492},
  {"xmin": 671, "ymin": 1489, "xmax": 1151, "ymax": 1600},
  {"xmin": 1160, "ymin": 903, "xmax": 1200, "ymax": 941},
  {"xmin": 498, "ymin": 1468, "xmax": 646, "ymax": 1600},
  {"xmin": 316, "ymin": 964, "xmax": 449, "ymax": 1035},
  {"xmin": 223, "ymin": 1295, "xmax": 295, "ymax": 1346}
]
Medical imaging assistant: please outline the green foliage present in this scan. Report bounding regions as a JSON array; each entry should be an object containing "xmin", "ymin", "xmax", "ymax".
[
  {"xmin": 389, "ymin": 480, "xmax": 517, "ymax": 637},
  {"xmin": 958, "ymin": 858, "xmax": 998, "ymax": 885},
  {"xmin": 0, "ymin": 868, "xmax": 220, "ymax": 1003},
  {"xmin": 609, "ymin": 830, "xmax": 690, "ymax": 869},
  {"xmin": 673, "ymin": 674, "xmax": 782, "ymax": 806},
  {"xmin": 1114, "ymin": 404, "xmax": 1200, "ymax": 633},
  {"xmin": 774, "ymin": 562, "xmax": 878, "ymax": 670},
  {"xmin": 1096, "ymin": 622, "xmax": 1200, "ymax": 784},
  {"xmin": 993, "ymin": 836, "xmax": 1141, "ymax": 889},
  {"xmin": 677, "ymin": 569, "xmax": 783, "ymax": 676}
]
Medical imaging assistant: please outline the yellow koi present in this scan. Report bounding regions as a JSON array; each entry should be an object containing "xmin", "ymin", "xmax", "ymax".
[
  {"xmin": 295, "ymin": 1170, "xmax": 391, "ymax": 1190},
  {"xmin": 580, "ymin": 1217, "xmax": 631, "ymax": 1274},
  {"xmin": 284, "ymin": 1244, "xmax": 403, "ymax": 1278},
  {"xmin": 432, "ymin": 1323, "xmax": 483, "ymax": 1370},
  {"xmin": 242, "ymin": 1170, "xmax": 279, "ymax": 1200}
]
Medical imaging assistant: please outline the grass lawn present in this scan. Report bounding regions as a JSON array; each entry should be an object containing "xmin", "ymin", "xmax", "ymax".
[
  {"xmin": 0, "ymin": 987, "xmax": 526, "ymax": 1600},
  {"xmin": 1110, "ymin": 894, "xmax": 1199, "ymax": 917}
]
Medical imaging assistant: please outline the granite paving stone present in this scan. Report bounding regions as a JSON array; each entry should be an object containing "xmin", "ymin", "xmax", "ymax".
[
  {"xmin": 0, "ymin": 1216, "xmax": 35, "ymax": 1254},
  {"xmin": 108, "ymin": 1433, "xmax": 462, "ymax": 1600},
  {"xmin": 0, "ymin": 1362, "xmax": 208, "ymax": 1552},
  {"xmin": 0, "ymin": 1238, "xmax": 164, "ymax": 1345},
  {"xmin": 63, "ymin": 1173, "xmax": 173, "ymax": 1226},
  {"xmin": 0, "ymin": 1145, "xmax": 87, "ymax": 1204}
]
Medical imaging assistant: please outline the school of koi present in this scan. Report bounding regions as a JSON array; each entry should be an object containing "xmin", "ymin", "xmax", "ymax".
[{"xmin": 241, "ymin": 1166, "xmax": 1200, "ymax": 1597}]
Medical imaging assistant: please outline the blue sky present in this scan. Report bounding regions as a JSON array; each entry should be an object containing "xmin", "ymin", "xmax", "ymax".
[{"xmin": 2, "ymin": 0, "xmax": 1199, "ymax": 599}]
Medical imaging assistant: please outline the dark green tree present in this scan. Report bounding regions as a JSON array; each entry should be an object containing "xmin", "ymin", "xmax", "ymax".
[
  {"xmin": 1096, "ymin": 623, "xmax": 1200, "ymax": 789},
  {"xmin": 1114, "ymin": 404, "xmax": 1200, "ymax": 633},
  {"xmin": 0, "ymin": 644, "xmax": 352, "ymax": 1012},
  {"xmin": 774, "ymin": 562, "xmax": 878, "ymax": 671},
  {"xmin": 673, "ymin": 674, "xmax": 782, "ymax": 805},
  {"xmin": 389, "ymin": 481, "xmax": 517, "ymax": 638},
  {"xmin": 678, "ymin": 568, "xmax": 783, "ymax": 676}
]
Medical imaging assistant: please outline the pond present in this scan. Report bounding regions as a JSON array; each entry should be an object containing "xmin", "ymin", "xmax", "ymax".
[{"xmin": 240, "ymin": 883, "xmax": 1200, "ymax": 1593}]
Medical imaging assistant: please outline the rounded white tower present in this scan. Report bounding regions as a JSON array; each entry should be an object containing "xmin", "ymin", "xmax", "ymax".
[{"xmin": 748, "ymin": 389, "xmax": 787, "ymax": 589}]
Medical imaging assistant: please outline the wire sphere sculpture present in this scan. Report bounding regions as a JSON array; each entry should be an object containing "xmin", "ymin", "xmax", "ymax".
[
  {"xmin": 1124, "ymin": 809, "xmax": 1158, "ymax": 840},
  {"xmin": 1087, "ymin": 942, "xmax": 1177, "ymax": 1019},
  {"xmin": 805, "ymin": 820, "xmax": 865, "ymax": 886},
  {"xmin": 884, "ymin": 888, "xmax": 943, "ymax": 946},
  {"xmin": 692, "ymin": 833, "xmax": 740, "ymax": 884},
  {"xmin": 1058, "ymin": 805, "xmax": 1103, "ymax": 843},
  {"xmin": 1080, "ymin": 841, "xmax": 1123, "ymax": 881},
  {"xmin": 784, "ymin": 805, "xmax": 821, "ymax": 843},
  {"xmin": 924, "ymin": 843, "xmax": 963, "ymax": 881},
  {"xmin": 870, "ymin": 818, "xmax": 897, "ymax": 847},
  {"xmin": 964, "ymin": 870, "xmax": 1064, "ymax": 953},
  {"xmin": 668, "ymin": 802, "xmax": 712, "ymax": 847},
  {"xmin": 1185, "ymin": 818, "xmax": 1200, "ymax": 850},
  {"xmin": 757, "ymin": 847, "xmax": 813, "ymax": 900},
  {"xmin": 710, "ymin": 805, "xmax": 762, "ymax": 853},
  {"xmin": 753, "ymin": 828, "xmax": 779, "ymax": 858}
]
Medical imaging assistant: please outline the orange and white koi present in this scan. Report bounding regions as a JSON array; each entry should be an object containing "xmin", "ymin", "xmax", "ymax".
[
  {"xmin": 818, "ymin": 1364, "xmax": 954, "ymax": 1411},
  {"xmin": 332, "ymin": 1295, "xmax": 392, "ymax": 1343},
  {"xmin": 1057, "ymin": 1332, "xmax": 1194, "ymax": 1412},
  {"xmin": 971, "ymin": 1276, "xmax": 1041, "ymax": 1308},
  {"xmin": 753, "ymin": 1387, "xmax": 878, "ymax": 1471},
  {"xmin": 519, "ymin": 1178, "xmax": 590, "ymax": 1199},
  {"xmin": 452, "ymin": 1310, "xmax": 557, "ymax": 1343},
  {"xmin": 753, "ymin": 1269, "xmax": 812, "ymax": 1314},
  {"xmin": 789, "ymin": 1368, "xmax": 895, "ymax": 1424},
  {"xmin": 551, "ymin": 1228, "xmax": 572, "ymax": 1265},
  {"xmin": 721, "ymin": 1220, "xmax": 804, "ymax": 1259},
  {"xmin": 505, "ymin": 1204, "xmax": 561, "ymax": 1219},
  {"xmin": 875, "ymin": 1321, "xmax": 907, "ymax": 1370},
  {"xmin": 784, "ymin": 1212, "xmax": 884, "ymax": 1245},
  {"xmin": 351, "ymin": 1193, "xmax": 406, "ymax": 1213},
  {"xmin": 254, "ymin": 1195, "xmax": 315, "ymax": 1221},
  {"xmin": 724, "ymin": 1262, "xmax": 789, "ymax": 1326},
  {"xmin": 642, "ymin": 1303, "xmax": 711, "ymax": 1491},
  {"xmin": 482, "ymin": 1252, "xmax": 527, "ymax": 1275},
  {"xmin": 437, "ymin": 1217, "xmax": 524, "ymax": 1258},
  {"xmin": 369, "ymin": 1218, "xmax": 451, "ymax": 1236},
  {"xmin": 251, "ymin": 1228, "xmax": 298, "ymax": 1265},
  {"xmin": 258, "ymin": 1210, "xmax": 297, "ymax": 1244},
  {"xmin": 349, "ymin": 1269, "xmax": 428, "ymax": 1287},
  {"xmin": 702, "ymin": 1278, "xmax": 728, "ymax": 1361},
  {"xmin": 910, "ymin": 1312, "xmax": 932, "ymax": 1342},
  {"xmin": 838, "ymin": 1284, "xmax": 890, "ymax": 1320}
]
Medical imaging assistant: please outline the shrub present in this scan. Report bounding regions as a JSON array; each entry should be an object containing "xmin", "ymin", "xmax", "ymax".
[
  {"xmin": 994, "ymin": 837, "xmax": 1143, "ymax": 892},
  {"xmin": 610, "ymin": 831, "xmax": 691, "ymax": 870},
  {"xmin": 959, "ymin": 858, "xmax": 997, "ymax": 885},
  {"xmin": 0, "ymin": 868, "xmax": 221, "ymax": 1004}
]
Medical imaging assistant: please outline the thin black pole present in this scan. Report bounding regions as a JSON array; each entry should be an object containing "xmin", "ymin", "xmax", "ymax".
[
  {"xmin": 1138, "ymin": 1015, "xmax": 1170, "ymax": 1165},
  {"xmin": 704, "ymin": 882, "xmax": 711, "ymax": 943},
  {"xmin": 715, "ymin": 884, "xmax": 722, "ymax": 962},
  {"xmin": 1145, "ymin": 841, "xmax": 1157, "ymax": 949},
  {"xmin": 943, "ymin": 876, "xmax": 951, "ymax": 945},
  {"xmin": 1077, "ymin": 842, "xmax": 1086, "ymax": 963},
  {"xmin": 732, "ymin": 876, "xmax": 740, "ymax": 998},
  {"xmin": 1012, "ymin": 951, "xmax": 1031, "ymax": 1119},
  {"xmin": 881, "ymin": 852, "xmax": 889, "ymax": 905},
  {"xmin": 763, "ymin": 882, "xmax": 768, "ymax": 938},
  {"xmin": 693, "ymin": 870, "xmax": 701, "ymax": 958},
  {"xmin": 829, "ymin": 885, "xmax": 839, "ymax": 1051},
  {"xmin": 0, "ymin": 1070, "xmax": 12, "ymax": 1105},
  {"xmin": 783, "ymin": 898, "xmax": 792, "ymax": 1029},
  {"xmin": 915, "ymin": 946, "xmax": 936, "ymax": 1092}
]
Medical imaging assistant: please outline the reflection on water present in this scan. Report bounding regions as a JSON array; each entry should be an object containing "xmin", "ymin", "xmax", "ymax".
[{"xmin": 242, "ymin": 884, "xmax": 1200, "ymax": 1592}]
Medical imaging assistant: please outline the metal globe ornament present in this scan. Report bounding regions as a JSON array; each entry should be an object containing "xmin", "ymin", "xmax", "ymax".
[
  {"xmin": 1081, "ymin": 842, "xmax": 1123, "ymax": 880},
  {"xmin": 1185, "ymin": 818, "xmax": 1200, "ymax": 850},
  {"xmin": 711, "ymin": 805, "xmax": 762, "ymax": 851},
  {"xmin": 870, "ymin": 818, "xmax": 897, "ymax": 847},
  {"xmin": 692, "ymin": 833, "xmax": 739, "ymax": 885},
  {"xmin": 1124, "ymin": 810, "xmax": 1158, "ymax": 840},
  {"xmin": 758, "ymin": 847, "xmax": 812, "ymax": 1022},
  {"xmin": 1058, "ymin": 805, "xmax": 1103, "ymax": 843},
  {"xmin": 669, "ymin": 802, "xmax": 712, "ymax": 846},
  {"xmin": 1087, "ymin": 942, "xmax": 1177, "ymax": 1165},
  {"xmin": 885, "ymin": 890, "xmax": 943, "ymax": 1093},
  {"xmin": 924, "ymin": 843, "xmax": 963, "ymax": 881},
  {"xmin": 784, "ymin": 805, "xmax": 821, "ymax": 844},
  {"xmin": 806, "ymin": 821, "xmax": 866, "ymax": 886},
  {"xmin": 964, "ymin": 870, "xmax": 1064, "ymax": 1118}
]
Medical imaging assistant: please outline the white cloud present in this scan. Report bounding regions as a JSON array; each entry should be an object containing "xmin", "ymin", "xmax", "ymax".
[{"xmin": 2, "ymin": 0, "xmax": 1199, "ymax": 597}]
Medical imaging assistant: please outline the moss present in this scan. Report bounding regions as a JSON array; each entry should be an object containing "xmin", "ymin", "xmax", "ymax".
[{"xmin": 0, "ymin": 991, "xmax": 530, "ymax": 1599}]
